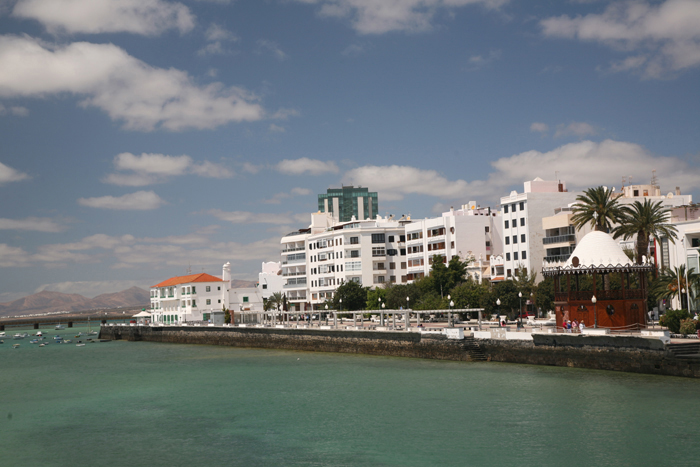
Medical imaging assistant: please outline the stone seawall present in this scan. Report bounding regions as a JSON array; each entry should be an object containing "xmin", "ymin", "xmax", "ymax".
[
  {"xmin": 100, "ymin": 326, "xmax": 700, "ymax": 378},
  {"xmin": 100, "ymin": 325, "xmax": 474, "ymax": 361}
]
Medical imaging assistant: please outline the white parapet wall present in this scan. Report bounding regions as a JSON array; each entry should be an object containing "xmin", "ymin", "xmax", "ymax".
[
  {"xmin": 445, "ymin": 328, "xmax": 464, "ymax": 340},
  {"xmin": 581, "ymin": 328, "xmax": 610, "ymax": 335},
  {"xmin": 505, "ymin": 332, "xmax": 533, "ymax": 341}
]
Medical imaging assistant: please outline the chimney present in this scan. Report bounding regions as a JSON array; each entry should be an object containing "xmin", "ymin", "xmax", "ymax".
[{"xmin": 676, "ymin": 187, "xmax": 681, "ymax": 196}]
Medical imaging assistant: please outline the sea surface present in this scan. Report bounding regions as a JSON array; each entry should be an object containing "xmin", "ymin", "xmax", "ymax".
[{"xmin": 1, "ymin": 324, "xmax": 699, "ymax": 467}]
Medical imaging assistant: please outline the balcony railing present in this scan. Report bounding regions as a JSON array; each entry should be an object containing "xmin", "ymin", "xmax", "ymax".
[
  {"xmin": 282, "ymin": 272, "xmax": 306, "ymax": 277},
  {"xmin": 281, "ymin": 246, "xmax": 305, "ymax": 253},
  {"xmin": 544, "ymin": 253, "xmax": 572, "ymax": 263},
  {"xmin": 544, "ymin": 234, "xmax": 576, "ymax": 245}
]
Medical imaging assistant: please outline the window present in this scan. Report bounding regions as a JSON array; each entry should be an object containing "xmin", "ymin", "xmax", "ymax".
[
  {"xmin": 520, "ymin": 218, "xmax": 525, "ymax": 227},
  {"xmin": 206, "ymin": 286, "xmax": 211, "ymax": 292},
  {"xmin": 388, "ymin": 235, "xmax": 395, "ymax": 242},
  {"xmin": 505, "ymin": 237, "xmax": 510, "ymax": 245},
  {"xmin": 387, "ymin": 249, "xmax": 398, "ymax": 256},
  {"xmin": 390, "ymin": 262, "xmax": 396, "ymax": 269},
  {"xmin": 519, "ymin": 202, "xmax": 525, "ymax": 211},
  {"xmin": 485, "ymin": 226, "xmax": 489, "ymax": 233},
  {"xmin": 191, "ymin": 286, "xmax": 196, "ymax": 294},
  {"xmin": 206, "ymin": 299, "xmax": 211, "ymax": 305},
  {"xmin": 350, "ymin": 236, "xmax": 359, "ymax": 244},
  {"xmin": 390, "ymin": 276, "xmax": 396, "ymax": 283},
  {"xmin": 507, "ymin": 269, "xmax": 512, "ymax": 277},
  {"xmin": 372, "ymin": 233, "xmax": 385, "ymax": 243},
  {"xmin": 513, "ymin": 235, "xmax": 517, "ymax": 244},
  {"xmin": 372, "ymin": 247, "xmax": 386, "ymax": 256},
  {"xmin": 486, "ymin": 241, "xmax": 491, "ymax": 247},
  {"xmin": 514, "ymin": 252, "xmax": 519, "ymax": 261},
  {"xmin": 374, "ymin": 276, "xmax": 385, "ymax": 284},
  {"xmin": 262, "ymin": 284, "xmax": 267, "ymax": 289},
  {"xmin": 522, "ymin": 251, "xmax": 527, "ymax": 259},
  {"xmin": 505, "ymin": 220, "xmax": 509, "ymax": 229},
  {"xmin": 374, "ymin": 263, "xmax": 385, "ymax": 270},
  {"xmin": 521, "ymin": 234, "xmax": 526, "ymax": 243},
  {"xmin": 400, "ymin": 248, "xmax": 406, "ymax": 255},
  {"xmin": 400, "ymin": 235, "xmax": 406, "ymax": 242},
  {"xmin": 512, "ymin": 204, "xmax": 517, "ymax": 211},
  {"xmin": 243, "ymin": 296, "xmax": 249, "ymax": 303},
  {"xmin": 345, "ymin": 261, "xmax": 362, "ymax": 271},
  {"xmin": 218, "ymin": 299, "xmax": 221, "ymax": 303},
  {"xmin": 181, "ymin": 300, "xmax": 186, "ymax": 307},
  {"xmin": 504, "ymin": 205, "xmax": 508, "ymax": 213},
  {"xmin": 450, "ymin": 241, "xmax": 455, "ymax": 248},
  {"xmin": 350, "ymin": 250, "xmax": 360, "ymax": 258},
  {"xmin": 401, "ymin": 262, "xmax": 406, "ymax": 269},
  {"xmin": 192, "ymin": 300, "xmax": 197, "ymax": 307},
  {"xmin": 506, "ymin": 253, "xmax": 510, "ymax": 261},
  {"xmin": 217, "ymin": 286, "xmax": 221, "ymax": 291},
  {"xmin": 182, "ymin": 287, "xmax": 186, "ymax": 295}
]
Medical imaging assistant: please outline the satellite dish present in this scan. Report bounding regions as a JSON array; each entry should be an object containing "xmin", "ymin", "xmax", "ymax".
[{"xmin": 668, "ymin": 192, "xmax": 674, "ymax": 198}]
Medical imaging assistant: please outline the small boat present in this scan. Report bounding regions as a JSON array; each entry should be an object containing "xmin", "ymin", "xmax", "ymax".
[
  {"xmin": 64, "ymin": 339, "xmax": 71, "ymax": 343},
  {"xmin": 0, "ymin": 331, "xmax": 5, "ymax": 338},
  {"xmin": 13, "ymin": 343, "xmax": 20, "ymax": 348},
  {"xmin": 36, "ymin": 331, "xmax": 43, "ymax": 337},
  {"xmin": 30, "ymin": 339, "xmax": 39, "ymax": 344},
  {"xmin": 76, "ymin": 343, "xmax": 86, "ymax": 347},
  {"xmin": 54, "ymin": 335, "xmax": 63, "ymax": 340},
  {"xmin": 39, "ymin": 343, "xmax": 46, "ymax": 347},
  {"xmin": 55, "ymin": 324, "xmax": 65, "ymax": 330},
  {"xmin": 75, "ymin": 332, "xmax": 82, "ymax": 338},
  {"xmin": 13, "ymin": 333, "xmax": 24, "ymax": 340}
]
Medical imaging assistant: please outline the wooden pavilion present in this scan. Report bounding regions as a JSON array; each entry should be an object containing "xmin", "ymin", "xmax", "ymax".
[{"xmin": 542, "ymin": 231, "xmax": 653, "ymax": 330}]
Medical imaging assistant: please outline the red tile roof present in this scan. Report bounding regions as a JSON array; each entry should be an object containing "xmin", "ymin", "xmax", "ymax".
[{"xmin": 152, "ymin": 273, "xmax": 224, "ymax": 288}]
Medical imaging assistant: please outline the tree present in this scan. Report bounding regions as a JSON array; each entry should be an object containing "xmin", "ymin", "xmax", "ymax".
[
  {"xmin": 384, "ymin": 283, "xmax": 420, "ymax": 310},
  {"xmin": 492, "ymin": 280, "xmax": 520, "ymax": 319},
  {"xmin": 267, "ymin": 292, "xmax": 283, "ymax": 311},
  {"xmin": 366, "ymin": 287, "xmax": 387, "ymax": 310},
  {"xmin": 331, "ymin": 280, "xmax": 367, "ymax": 311},
  {"xmin": 652, "ymin": 265, "xmax": 698, "ymax": 310},
  {"xmin": 571, "ymin": 186, "xmax": 624, "ymax": 233},
  {"xmin": 613, "ymin": 199, "xmax": 678, "ymax": 265},
  {"xmin": 533, "ymin": 277, "xmax": 555, "ymax": 317},
  {"xmin": 429, "ymin": 254, "xmax": 469, "ymax": 297},
  {"xmin": 223, "ymin": 306, "xmax": 231, "ymax": 324}
]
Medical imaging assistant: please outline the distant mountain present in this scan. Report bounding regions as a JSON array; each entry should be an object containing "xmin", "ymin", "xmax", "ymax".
[{"xmin": 0, "ymin": 287, "xmax": 150, "ymax": 318}]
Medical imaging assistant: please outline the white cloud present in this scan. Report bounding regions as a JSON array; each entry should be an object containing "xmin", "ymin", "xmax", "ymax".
[
  {"xmin": 104, "ymin": 152, "xmax": 233, "ymax": 186},
  {"xmin": 207, "ymin": 209, "xmax": 307, "ymax": 225},
  {"xmin": 78, "ymin": 191, "xmax": 165, "ymax": 210},
  {"xmin": 0, "ymin": 228, "xmax": 281, "ymax": 273},
  {"xmin": 0, "ymin": 161, "xmax": 29, "ymax": 184},
  {"xmin": 553, "ymin": 121, "xmax": 597, "ymax": 138},
  {"xmin": 261, "ymin": 187, "xmax": 312, "ymax": 204},
  {"xmin": 12, "ymin": 0, "xmax": 195, "ymax": 36},
  {"xmin": 271, "ymin": 108, "xmax": 301, "ymax": 120},
  {"xmin": 275, "ymin": 157, "xmax": 339, "ymax": 175},
  {"xmin": 530, "ymin": 122, "xmax": 549, "ymax": 133},
  {"xmin": 345, "ymin": 165, "xmax": 472, "ymax": 201},
  {"xmin": 541, "ymin": 0, "xmax": 700, "ymax": 78},
  {"xmin": 0, "ymin": 217, "xmax": 64, "ymax": 232},
  {"xmin": 0, "ymin": 35, "xmax": 265, "ymax": 131},
  {"xmin": 0, "ymin": 243, "xmax": 31, "ymax": 267},
  {"xmin": 269, "ymin": 123, "xmax": 286, "ymax": 133},
  {"xmin": 198, "ymin": 24, "xmax": 238, "ymax": 56},
  {"xmin": 0, "ymin": 104, "xmax": 29, "ymax": 116},
  {"xmin": 465, "ymin": 49, "xmax": 501, "ymax": 70},
  {"xmin": 297, "ymin": 0, "xmax": 508, "ymax": 35},
  {"xmin": 345, "ymin": 139, "xmax": 700, "ymax": 202},
  {"xmin": 256, "ymin": 39, "xmax": 288, "ymax": 60}
]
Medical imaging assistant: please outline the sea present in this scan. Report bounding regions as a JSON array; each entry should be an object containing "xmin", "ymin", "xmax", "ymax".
[{"xmin": 1, "ymin": 323, "xmax": 699, "ymax": 467}]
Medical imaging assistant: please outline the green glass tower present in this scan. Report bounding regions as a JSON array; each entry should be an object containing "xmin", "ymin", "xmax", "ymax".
[{"xmin": 318, "ymin": 186, "xmax": 378, "ymax": 222}]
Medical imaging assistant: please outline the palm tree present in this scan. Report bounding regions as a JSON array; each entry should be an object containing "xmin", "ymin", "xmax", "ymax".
[
  {"xmin": 652, "ymin": 265, "xmax": 699, "ymax": 309},
  {"xmin": 267, "ymin": 292, "xmax": 283, "ymax": 311},
  {"xmin": 612, "ymin": 199, "xmax": 678, "ymax": 265},
  {"xmin": 571, "ymin": 186, "xmax": 624, "ymax": 232}
]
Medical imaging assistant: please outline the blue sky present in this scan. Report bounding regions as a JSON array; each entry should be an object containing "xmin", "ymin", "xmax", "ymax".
[{"xmin": 1, "ymin": 0, "xmax": 699, "ymax": 300}]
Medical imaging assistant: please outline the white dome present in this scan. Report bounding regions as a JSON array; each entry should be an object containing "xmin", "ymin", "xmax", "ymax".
[{"xmin": 564, "ymin": 231, "xmax": 633, "ymax": 268}]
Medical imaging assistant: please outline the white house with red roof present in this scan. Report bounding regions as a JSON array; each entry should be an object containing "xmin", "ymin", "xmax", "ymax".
[{"xmin": 150, "ymin": 272, "xmax": 226, "ymax": 324}]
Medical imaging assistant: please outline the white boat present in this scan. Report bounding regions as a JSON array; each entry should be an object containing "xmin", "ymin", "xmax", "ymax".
[
  {"xmin": 36, "ymin": 331, "xmax": 43, "ymax": 337},
  {"xmin": 76, "ymin": 343, "xmax": 86, "ymax": 347},
  {"xmin": 13, "ymin": 343, "xmax": 20, "ymax": 348},
  {"xmin": 55, "ymin": 324, "xmax": 65, "ymax": 330},
  {"xmin": 0, "ymin": 331, "xmax": 5, "ymax": 338},
  {"xmin": 13, "ymin": 333, "xmax": 24, "ymax": 340},
  {"xmin": 87, "ymin": 317, "xmax": 98, "ymax": 336}
]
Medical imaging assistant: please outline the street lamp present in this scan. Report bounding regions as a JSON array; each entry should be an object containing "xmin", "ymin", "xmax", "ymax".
[
  {"xmin": 325, "ymin": 303, "xmax": 328, "ymax": 326},
  {"xmin": 496, "ymin": 298, "xmax": 501, "ymax": 326},
  {"xmin": 518, "ymin": 291, "xmax": 523, "ymax": 328},
  {"xmin": 449, "ymin": 299, "xmax": 454, "ymax": 327},
  {"xmin": 592, "ymin": 295, "xmax": 597, "ymax": 329}
]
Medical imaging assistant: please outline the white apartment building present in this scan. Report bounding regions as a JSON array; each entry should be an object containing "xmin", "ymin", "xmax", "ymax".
[
  {"xmin": 280, "ymin": 212, "xmax": 411, "ymax": 311},
  {"xmin": 404, "ymin": 202, "xmax": 502, "ymax": 283},
  {"xmin": 500, "ymin": 178, "xmax": 581, "ymax": 281},
  {"xmin": 656, "ymin": 218, "xmax": 700, "ymax": 311},
  {"xmin": 258, "ymin": 261, "xmax": 284, "ymax": 299}
]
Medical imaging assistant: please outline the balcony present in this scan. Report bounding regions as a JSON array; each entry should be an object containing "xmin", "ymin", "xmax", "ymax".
[
  {"xmin": 289, "ymin": 295, "xmax": 307, "ymax": 302},
  {"xmin": 544, "ymin": 253, "xmax": 571, "ymax": 264},
  {"xmin": 282, "ymin": 272, "xmax": 306, "ymax": 277},
  {"xmin": 281, "ymin": 246, "xmax": 305, "ymax": 253},
  {"xmin": 543, "ymin": 234, "xmax": 576, "ymax": 245}
]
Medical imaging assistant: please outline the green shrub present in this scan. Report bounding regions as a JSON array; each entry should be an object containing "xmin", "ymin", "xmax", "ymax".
[
  {"xmin": 679, "ymin": 318, "xmax": 697, "ymax": 335},
  {"xmin": 661, "ymin": 309, "xmax": 690, "ymax": 333}
]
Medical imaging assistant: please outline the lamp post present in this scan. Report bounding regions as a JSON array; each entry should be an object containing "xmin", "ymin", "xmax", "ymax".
[
  {"xmin": 518, "ymin": 291, "xmax": 523, "ymax": 328},
  {"xmin": 592, "ymin": 295, "xmax": 597, "ymax": 329},
  {"xmin": 449, "ymin": 300, "xmax": 455, "ymax": 327},
  {"xmin": 496, "ymin": 298, "xmax": 501, "ymax": 326},
  {"xmin": 379, "ymin": 297, "xmax": 383, "ymax": 326},
  {"xmin": 325, "ymin": 303, "xmax": 328, "ymax": 327}
]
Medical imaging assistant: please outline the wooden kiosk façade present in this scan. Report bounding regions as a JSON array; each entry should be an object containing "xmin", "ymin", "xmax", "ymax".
[{"xmin": 542, "ymin": 231, "xmax": 653, "ymax": 330}]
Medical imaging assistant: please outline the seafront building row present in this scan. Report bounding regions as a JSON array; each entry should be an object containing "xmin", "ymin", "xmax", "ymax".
[{"xmin": 148, "ymin": 177, "xmax": 700, "ymax": 323}]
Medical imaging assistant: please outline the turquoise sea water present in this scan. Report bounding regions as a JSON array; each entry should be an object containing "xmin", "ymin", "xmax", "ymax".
[{"xmin": 2, "ymin": 325, "xmax": 700, "ymax": 467}]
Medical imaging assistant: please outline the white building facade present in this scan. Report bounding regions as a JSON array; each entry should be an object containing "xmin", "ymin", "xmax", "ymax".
[
  {"xmin": 150, "ymin": 272, "xmax": 226, "ymax": 324},
  {"xmin": 258, "ymin": 261, "xmax": 284, "ymax": 299},
  {"xmin": 280, "ymin": 213, "xmax": 411, "ymax": 311},
  {"xmin": 404, "ymin": 202, "xmax": 502, "ymax": 283}
]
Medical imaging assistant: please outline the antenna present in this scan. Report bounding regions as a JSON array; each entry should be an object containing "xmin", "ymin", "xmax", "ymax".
[
  {"xmin": 622, "ymin": 176, "xmax": 626, "ymax": 187},
  {"xmin": 651, "ymin": 169, "xmax": 658, "ymax": 187},
  {"xmin": 186, "ymin": 263, "xmax": 192, "ymax": 274}
]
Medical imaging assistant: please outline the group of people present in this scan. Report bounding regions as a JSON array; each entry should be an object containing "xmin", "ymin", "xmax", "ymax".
[{"xmin": 562, "ymin": 319, "xmax": 586, "ymax": 333}]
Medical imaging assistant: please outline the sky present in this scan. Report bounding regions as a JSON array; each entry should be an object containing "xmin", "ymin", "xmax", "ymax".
[{"xmin": 0, "ymin": 0, "xmax": 699, "ymax": 301}]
